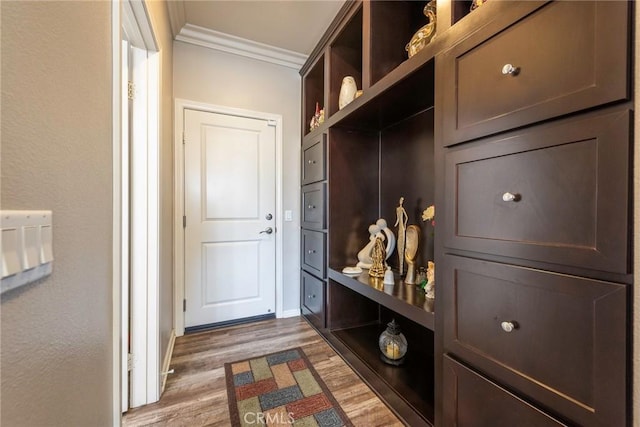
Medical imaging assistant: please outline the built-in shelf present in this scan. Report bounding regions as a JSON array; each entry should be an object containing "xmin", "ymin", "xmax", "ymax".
[
  {"xmin": 329, "ymin": 5, "xmax": 363, "ymax": 116},
  {"xmin": 303, "ymin": 54, "xmax": 326, "ymax": 136},
  {"xmin": 333, "ymin": 323, "xmax": 434, "ymax": 425},
  {"xmin": 329, "ymin": 269, "xmax": 434, "ymax": 330}
]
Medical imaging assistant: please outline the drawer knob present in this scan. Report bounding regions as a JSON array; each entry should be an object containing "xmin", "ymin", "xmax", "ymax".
[
  {"xmin": 307, "ymin": 204, "xmax": 316, "ymax": 209},
  {"xmin": 501, "ymin": 321, "xmax": 518, "ymax": 333},
  {"xmin": 502, "ymin": 192, "xmax": 521, "ymax": 202},
  {"xmin": 308, "ymin": 160, "xmax": 316, "ymax": 164},
  {"xmin": 501, "ymin": 63, "xmax": 519, "ymax": 76},
  {"xmin": 308, "ymin": 294, "xmax": 316, "ymax": 299},
  {"xmin": 307, "ymin": 249, "xmax": 316, "ymax": 254}
]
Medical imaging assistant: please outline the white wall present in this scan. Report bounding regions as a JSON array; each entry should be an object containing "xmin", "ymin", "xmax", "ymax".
[
  {"xmin": 1, "ymin": 2, "xmax": 113, "ymax": 425},
  {"xmin": 173, "ymin": 41, "xmax": 302, "ymax": 314}
]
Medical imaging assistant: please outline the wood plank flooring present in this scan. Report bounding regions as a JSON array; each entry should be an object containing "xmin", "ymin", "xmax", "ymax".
[{"xmin": 123, "ymin": 316, "xmax": 403, "ymax": 426}]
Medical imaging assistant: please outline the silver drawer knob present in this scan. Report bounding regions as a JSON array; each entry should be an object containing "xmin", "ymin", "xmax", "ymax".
[
  {"xmin": 307, "ymin": 249, "xmax": 316, "ymax": 254},
  {"xmin": 308, "ymin": 294, "xmax": 316, "ymax": 299},
  {"xmin": 502, "ymin": 192, "xmax": 521, "ymax": 202},
  {"xmin": 501, "ymin": 63, "xmax": 519, "ymax": 76},
  {"xmin": 308, "ymin": 160, "xmax": 316, "ymax": 164},
  {"xmin": 307, "ymin": 204, "xmax": 315, "ymax": 209},
  {"xmin": 501, "ymin": 321, "xmax": 517, "ymax": 333}
]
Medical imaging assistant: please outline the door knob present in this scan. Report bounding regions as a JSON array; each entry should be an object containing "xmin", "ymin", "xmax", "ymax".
[{"xmin": 260, "ymin": 227, "xmax": 273, "ymax": 235}]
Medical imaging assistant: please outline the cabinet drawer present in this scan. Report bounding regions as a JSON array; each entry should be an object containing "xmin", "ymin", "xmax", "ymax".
[
  {"xmin": 438, "ymin": 1, "xmax": 629, "ymax": 146},
  {"xmin": 302, "ymin": 182, "xmax": 326, "ymax": 230},
  {"xmin": 443, "ymin": 355, "xmax": 566, "ymax": 427},
  {"xmin": 302, "ymin": 134, "xmax": 326, "ymax": 185},
  {"xmin": 301, "ymin": 229, "xmax": 326, "ymax": 278},
  {"xmin": 301, "ymin": 271, "xmax": 325, "ymax": 329},
  {"xmin": 444, "ymin": 109, "xmax": 630, "ymax": 274},
  {"xmin": 442, "ymin": 255, "xmax": 627, "ymax": 426}
]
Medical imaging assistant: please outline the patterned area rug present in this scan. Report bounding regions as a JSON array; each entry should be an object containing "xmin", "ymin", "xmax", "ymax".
[{"xmin": 225, "ymin": 347, "xmax": 354, "ymax": 427}]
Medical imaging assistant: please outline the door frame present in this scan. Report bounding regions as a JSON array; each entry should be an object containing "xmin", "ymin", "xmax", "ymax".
[
  {"xmin": 112, "ymin": 0, "xmax": 161, "ymax": 418},
  {"xmin": 174, "ymin": 99, "xmax": 284, "ymax": 336}
]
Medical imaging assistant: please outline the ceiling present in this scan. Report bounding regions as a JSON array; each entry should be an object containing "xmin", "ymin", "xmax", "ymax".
[{"xmin": 177, "ymin": 1, "xmax": 347, "ymax": 56}]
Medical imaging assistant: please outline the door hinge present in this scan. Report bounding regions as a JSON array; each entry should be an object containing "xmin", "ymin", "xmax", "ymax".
[
  {"xmin": 267, "ymin": 119, "xmax": 277, "ymax": 127},
  {"xmin": 183, "ymin": 299, "xmax": 186, "ymax": 312},
  {"xmin": 183, "ymin": 215, "xmax": 186, "ymax": 228},
  {"xmin": 182, "ymin": 131, "xmax": 186, "ymax": 144},
  {"xmin": 127, "ymin": 353, "xmax": 133, "ymax": 371},
  {"xmin": 127, "ymin": 81, "xmax": 135, "ymax": 100}
]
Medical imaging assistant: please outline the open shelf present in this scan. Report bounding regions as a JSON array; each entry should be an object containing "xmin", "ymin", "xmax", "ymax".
[
  {"xmin": 327, "ymin": 290, "xmax": 434, "ymax": 425},
  {"xmin": 369, "ymin": 1, "xmax": 432, "ymax": 86},
  {"xmin": 303, "ymin": 54, "xmax": 326, "ymax": 136},
  {"xmin": 329, "ymin": 6, "xmax": 363, "ymax": 116},
  {"xmin": 329, "ymin": 269, "xmax": 434, "ymax": 330},
  {"xmin": 452, "ymin": 0, "xmax": 474, "ymax": 25}
]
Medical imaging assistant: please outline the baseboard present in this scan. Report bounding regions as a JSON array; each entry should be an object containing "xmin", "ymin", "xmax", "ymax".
[
  {"xmin": 161, "ymin": 329, "xmax": 176, "ymax": 393},
  {"xmin": 281, "ymin": 309, "xmax": 301, "ymax": 318}
]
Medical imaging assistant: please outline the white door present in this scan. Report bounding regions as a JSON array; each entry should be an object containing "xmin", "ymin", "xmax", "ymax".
[{"xmin": 184, "ymin": 109, "xmax": 276, "ymax": 328}]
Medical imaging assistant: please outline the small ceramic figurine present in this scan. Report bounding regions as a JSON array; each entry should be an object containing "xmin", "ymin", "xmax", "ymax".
[
  {"xmin": 339, "ymin": 76, "xmax": 357, "ymax": 109},
  {"xmin": 309, "ymin": 102, "xmax": 324, "ymax": 131},
  {"xmin": 394, "ymin": 197, "xmax": 408, "ymax": 275},
  {"xmin": 369, "ymin": 237, "xmax": 386, "ymax": 278},
  {"xmin": 425, "ymin": 261, "xmax": 435, "ymax": 299}
]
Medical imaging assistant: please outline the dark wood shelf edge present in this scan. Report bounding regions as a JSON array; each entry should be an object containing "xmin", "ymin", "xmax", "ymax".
[
  {"xmin": 302, "ymin": 316, "xmax": 433, "ymax": 427},
  {"xmin": 329, "ymin": 268, "xmax": 435, "ymax": 331}
]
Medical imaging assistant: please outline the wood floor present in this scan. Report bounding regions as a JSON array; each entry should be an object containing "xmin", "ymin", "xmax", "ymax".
[{"xmin": 123, "ymin": 316, "xmax": 403, "ymax": 426}]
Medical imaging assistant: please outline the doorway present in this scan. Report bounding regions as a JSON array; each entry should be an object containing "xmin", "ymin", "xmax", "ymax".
[
  {"xmin": 174, "ymin": 100, "xmax": 284, "ymax": 336},
  {"xmin": 118, "ymin": 0, "xmax": 160, "ymax": 413}
]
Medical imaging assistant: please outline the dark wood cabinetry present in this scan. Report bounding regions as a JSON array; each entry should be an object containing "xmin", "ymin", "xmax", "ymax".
[
  {"xmin": 438, "ymin": 1, "xmax": 630, "ymax": 147},
  {"xmin": 300, "ymin": 1, "xmax": 632, "ymax": 425}
]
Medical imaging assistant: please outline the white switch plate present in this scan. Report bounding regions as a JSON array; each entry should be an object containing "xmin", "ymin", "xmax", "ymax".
[
  {"xmin": 284, "ymin": 210, "xmax": 293, "ymax": 222},
  {"xmin": 1, "ymin": 210, "xmax": 53, "ymax": 294}
]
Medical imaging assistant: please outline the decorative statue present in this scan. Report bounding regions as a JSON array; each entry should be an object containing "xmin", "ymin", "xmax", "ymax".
[
  {"xmin": 356, "ymin": 218, "xmax": 395, "ymax": 269},
  {"xmin": 404, "ymin": 225, "xmax": 420, "ymax": 284},
  {"xmin": 394, "ymin": 197, "xmax": 408, "ymax": 275},
  {"xmin": 405, "ymin": 0, "xmax": 437, "ymax": 58},
  {"xmin": 369, "ymin": 237, "xmax": 386, "ymax": 278}
]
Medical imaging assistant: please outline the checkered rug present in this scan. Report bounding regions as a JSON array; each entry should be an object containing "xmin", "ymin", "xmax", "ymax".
[{"xmin": 225, "ymin": 347, "xmax": 353, "ymax": 427}]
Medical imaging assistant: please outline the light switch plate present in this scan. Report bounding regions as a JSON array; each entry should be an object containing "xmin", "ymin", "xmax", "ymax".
[
  {"xmin": 1, "ymin": 210, "xmax": 53, "ymax": 294},
  {"xmin": 284, "ymin": 210, "xmax": 293, "ymax": 222}
]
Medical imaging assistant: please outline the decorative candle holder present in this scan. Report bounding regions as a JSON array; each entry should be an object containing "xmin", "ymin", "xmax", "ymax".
[{"xmin": 379, "ymin": 319, "xmax": 408, "ymax": 365}]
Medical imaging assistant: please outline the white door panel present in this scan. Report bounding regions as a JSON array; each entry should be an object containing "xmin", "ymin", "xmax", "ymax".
[{"xmin": 184, "ymin": 109, "xmax": 276, "ymax": 328}]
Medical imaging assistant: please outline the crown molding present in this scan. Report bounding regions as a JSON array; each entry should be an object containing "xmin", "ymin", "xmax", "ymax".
[
  {"xmin": 166, "ymin": 0, "xmax": 186, "ymax": 39},
  {"xmin": 175, "ymin": 23, "xmax": 308, "ymax": 70}
]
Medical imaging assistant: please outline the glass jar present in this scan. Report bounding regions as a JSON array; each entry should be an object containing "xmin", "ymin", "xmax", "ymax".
[{"xmin": 378, "ymin": 319, "xmax": 408, "ymax": 365}]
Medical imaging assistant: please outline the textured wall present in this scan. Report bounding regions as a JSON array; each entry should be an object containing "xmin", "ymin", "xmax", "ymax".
[
  {"xmin": 146, "ymin": 0, "xmax": 175, "ymax": 383},
  {"xmin": 0, "ymin": 1, "xmax": 113, "ymax": 426},
  {"xmin": 173, "ymin": 42, "xmax": 301, "ymax": 313}
]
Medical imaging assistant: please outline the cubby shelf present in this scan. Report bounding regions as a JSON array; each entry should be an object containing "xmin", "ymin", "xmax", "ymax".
[
  {"xmin": 332, "ymin": 323, "xmax": 435, "ymax": 425},
  {"xmin": 329, "ymin": 269, "xmax": 434, "ymax": 330}
]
